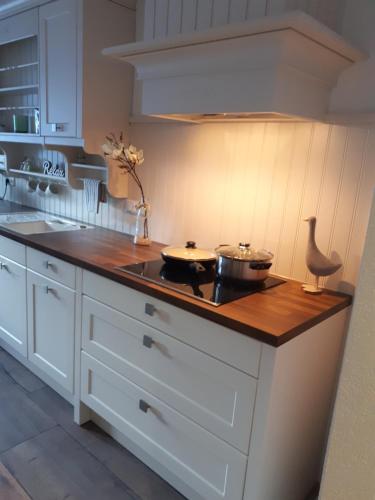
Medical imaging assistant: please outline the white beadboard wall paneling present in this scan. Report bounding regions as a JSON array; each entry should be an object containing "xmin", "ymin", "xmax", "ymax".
[
  {"xmin": 154, "ymin": 0, "xmax": 169, "ymax": 38},
  {"xmin": 137, "ymin": 0, "xmax": 345, "ymax": 41},
  {"xmin": 141, "ymin": 0, "xmax": 155, "ymax": 41},
  {"xmin": 181, "ymin": 0, "xmax": 198, "ymax": 33},
  {"xmin": 129, "ymin": 122, "xmax": 375, "ymax": 292},
  {"xmin": 167, "ymin": 0, "xmax": 182, "ymax": 36},
  {"xmin": 195, "ymin": 0, "xmax": 213, "ymax": 31},
  {"xmin": 211, "ymin": 0, "xmax": 230, "ymax": 26},
  {"xmin": 248, "ymin": 0, "xmax": 267, "ymax": 18},
  {"xmin": 228, "ymin": 0, "xmax": 248, "ymax": 23},
  {"xmin": 2, "ymin": 123, "xmax": 375, "ymax": 292}
]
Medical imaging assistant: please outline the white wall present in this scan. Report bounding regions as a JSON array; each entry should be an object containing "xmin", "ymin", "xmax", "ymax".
[
  {"xmin": 319, "ymin": 1, "xmax": 375, "ymax": 498},
  {"xmin": 319, "ymin": 190, "xmax": 375, "ymax": 500}
]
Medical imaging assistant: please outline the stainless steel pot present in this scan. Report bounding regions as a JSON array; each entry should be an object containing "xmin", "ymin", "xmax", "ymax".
[{"xmin": 215, "ymin": 243, "xmax": 273, "ymax": 282}]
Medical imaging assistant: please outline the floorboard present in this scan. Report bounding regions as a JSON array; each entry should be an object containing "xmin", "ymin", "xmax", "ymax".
[
  {"xmin": 0, "ymin": 462, "xmax": 31, "ymax": 500},
  {"xmin": 0, "ymin": 348, "xmax": 185, "ymax": 500},
  {"xmin": 28, "ymin": 387, "xmax": 186, "ymax": 500},
  {"xmin": 0, "ymin": 349, "xmax": 46, "ymax": 393},
  {"xmin": 0, "ymin": 383, "xmax": 56, "ymax": 454},
  {"xmin": 1, "ymin": 427, "xmax": 140, "ymax": 500}
]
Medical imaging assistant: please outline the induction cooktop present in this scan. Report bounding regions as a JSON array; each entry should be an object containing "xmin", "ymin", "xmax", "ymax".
[{"xmin": 116, "ymin": 259, "xmax": 285, "ymax": 306}]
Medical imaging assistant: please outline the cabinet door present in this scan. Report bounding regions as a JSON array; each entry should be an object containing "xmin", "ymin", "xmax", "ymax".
[
  {"xmin": 0, "ymin": 256, "xmax": 27, "ymax": 356},
  {"xmin": 27, "ymin": 270, "xmax": 75, "ymax": 392},
  {"xmin": 39, "ymin": 0, "xmax": 78, "ymax": 138}
]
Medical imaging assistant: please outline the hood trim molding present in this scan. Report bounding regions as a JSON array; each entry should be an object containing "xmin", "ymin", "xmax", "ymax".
[{"xmin": 104, "ymin": 11, "xmax": 366, "ymax": 123}]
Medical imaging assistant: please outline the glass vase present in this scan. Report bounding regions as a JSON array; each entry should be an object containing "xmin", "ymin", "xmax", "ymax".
[{"xmin": 134, "ymin": 201, "xmax": 151, "ymax": 246}]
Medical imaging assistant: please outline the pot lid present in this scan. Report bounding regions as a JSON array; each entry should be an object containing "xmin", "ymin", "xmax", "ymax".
[
  {"xmin": 161, "ymin": 241, "xmax": 217, "ymax": 262},
  {"xmin": 216, "ymin": 243, "xmax": 273, "ymax": 261}
]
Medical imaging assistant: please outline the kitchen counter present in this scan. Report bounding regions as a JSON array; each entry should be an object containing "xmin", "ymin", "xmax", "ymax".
[{"xmin": 0, "ymin": 202, "xmax": 351, "ymax": 346}]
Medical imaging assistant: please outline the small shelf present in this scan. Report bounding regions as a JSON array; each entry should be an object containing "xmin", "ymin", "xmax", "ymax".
[
  {"xmin": 0, "ymin": 84, "xmax": 39, "ymax": 95},
  {"xmin": 9, "ymin": 168, "xmax": 66, "ymax": 182},
  {"xmin": 0, "ymin": 61, "xmax": 39, "ymax": 73},
  {"xmin": 0, "ymin": 133, "xmax": 43, "ymax": 144},
  {"xmin": 0, "ymin": 106, "xmax": 38, "ymax": 111},
  {"xmin": 70, "ymin": 162, "xmax": 107, "ymax": 171}
]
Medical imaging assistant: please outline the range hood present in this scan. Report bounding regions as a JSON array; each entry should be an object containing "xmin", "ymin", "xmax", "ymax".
[{"xmin": 103, "ymin": 11, "xmax": 365, "ymax": 123}]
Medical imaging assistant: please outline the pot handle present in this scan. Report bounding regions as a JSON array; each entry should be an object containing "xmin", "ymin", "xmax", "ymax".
[
  {"xmin": 249, "ymin": 262, "xmax": 272, "ymax": 270},
  {"xmin": 214, "ymin": 244, "xmax": 230, "ymax": 252}
]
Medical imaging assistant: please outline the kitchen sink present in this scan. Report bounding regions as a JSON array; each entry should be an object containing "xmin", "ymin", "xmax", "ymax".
[{"xmin": 0, "ymin": 212, "xmax": 92, "ymax": 235}]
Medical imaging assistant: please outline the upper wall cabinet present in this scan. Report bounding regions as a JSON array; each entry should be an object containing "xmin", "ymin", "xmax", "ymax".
[
  {"xmin": 0, "ymin": 0, "xmax": 135, "ymax": 154},
  {"xmin": 0, "ymin": 9, "xmax": 39, "ymax": 141},
  {"xmin": 39, "ymin": 0, "xmax": 77, "ymax": 139}
]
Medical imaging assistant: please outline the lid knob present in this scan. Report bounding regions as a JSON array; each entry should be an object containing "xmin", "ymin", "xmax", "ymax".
[
  {"xmin": 239, "ymin": 242, "xmax": 250, "ymax": 248},
  {"xmin": 185, "ymin": 241, "xmax": 196, "ymax": 249}
]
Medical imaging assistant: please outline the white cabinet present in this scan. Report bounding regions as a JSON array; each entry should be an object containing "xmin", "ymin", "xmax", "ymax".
[
  {"xmin": 82, "ymin": 352, "xmax": 248, "ymax": 500},
  {"xmin": 0, "ymin": 0, "xmax": 135, "ymax": 152},
  {"xmin": 39, "ymin": 0, "xmax": 135, "ymax": 153},
  {"xmin": 27, "ymin": 269, "xmax": 75, "ymax": 392},
  {"xmin": 0, "ymin": 9, "xmax": 39, "ymax": 138},
  {"xmin": 82, "ymin": 295, "xmax": 257, "ymax": 453},
  {"xmin": 39, "ymin": 0, "xmax": 77, "ymax": 138},
  {"xmin": 80, "ymin": 271, "xmax": 349, "ymax": 500},
  {"xmin": 0, "ymin": 255, "xmax": 27, "ymax": 355},
  {"xmin": 0, "ymin": 237, "xmax": 26, "ymax": 356}
]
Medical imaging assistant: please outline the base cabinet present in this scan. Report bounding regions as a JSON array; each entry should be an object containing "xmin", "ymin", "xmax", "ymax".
[
  {"xmin": 27, "ymin": 270, "xmax": 75, "ymax": 393},
  {"xmin": 0, "ymin": 255, "xmax": 27, "ymax": 356},
  {"xmin": 0, "ymin": 235, "xmax": 350, "ymax": 500},
  {"xmin": 82, "ymin": 352, "xmax": 247, "ymax": 500},
  {"xmin": 79, "ymin": 272, "xmax": 349, "ymax": 500}
]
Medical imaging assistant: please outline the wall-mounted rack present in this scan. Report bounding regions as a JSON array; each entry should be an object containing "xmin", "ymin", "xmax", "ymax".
[{"xmin": 8, "ymin": 168, "xmax": 67, "ymax": 183}]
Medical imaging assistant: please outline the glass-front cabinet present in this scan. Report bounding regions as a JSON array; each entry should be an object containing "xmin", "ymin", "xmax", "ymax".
[{"xmin": 0, "ymin": 9, "xmax": 39, "ymax": 139}]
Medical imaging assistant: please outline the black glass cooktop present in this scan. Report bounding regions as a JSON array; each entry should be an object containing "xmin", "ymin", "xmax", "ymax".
[{"xmin": 116, "ymin": 259, "xmax": 285, "ymax": 307}]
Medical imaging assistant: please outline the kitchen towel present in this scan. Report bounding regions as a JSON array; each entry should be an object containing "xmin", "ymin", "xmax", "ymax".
[{"xmin": 83, "ymin": 178, "xmax": 101, "ymax": 214}]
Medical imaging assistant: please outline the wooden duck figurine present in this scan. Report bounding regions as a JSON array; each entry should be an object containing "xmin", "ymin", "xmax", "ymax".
[{"xmin": 303, "ymin": 216, "xmax": 342, "ymax": 294}]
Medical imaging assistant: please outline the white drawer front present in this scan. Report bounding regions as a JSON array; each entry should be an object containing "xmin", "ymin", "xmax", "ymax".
[
  {"xmin": 81, "ymin": 352, "xmax": 247, "ymax": 500},
  {"xmin": 83, "ymin": 271, "xmax": 261, "ymax": 377},
  {"xmin": 82, "ymin": 296, "xmax": 256, "ymax": 453},
  {"xmin": 0, "ymin": 236, "xmax": 25, "ymax": 265},
  {"xmin": 27, "ymin": 247, "xmax": 76, "ymax": 289}
]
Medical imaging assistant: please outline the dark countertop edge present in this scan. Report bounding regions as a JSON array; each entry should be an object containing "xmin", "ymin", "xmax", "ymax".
[
  {"xmin": 0, "ymin": 226, "xmax": 352, "ymax": 348},
  {"xmin": 274, "ymin": 300, "xmax": 352, "ymax": 346}
]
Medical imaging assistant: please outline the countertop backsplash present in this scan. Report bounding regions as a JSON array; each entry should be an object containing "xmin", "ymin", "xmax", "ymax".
[{"xmin": 1, "ymin": 121, "xmax": 375, "ymax": 293}]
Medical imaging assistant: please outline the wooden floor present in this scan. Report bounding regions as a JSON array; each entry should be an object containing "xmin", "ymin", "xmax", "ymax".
[{"xmin": 0, "ymin": 346, "xmax": 185, "ymax": 500}]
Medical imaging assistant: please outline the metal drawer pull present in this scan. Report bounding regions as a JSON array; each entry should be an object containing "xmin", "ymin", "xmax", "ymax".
[
  {"xmin": 45, "ymin": 261, "xmax": 53, "ymax": 269},
  {"xmin": 142, "ymin": 335, "xmax": 154, "ymax": 348},
  {"xmin": 145, "ymin": 303, "xmax": 156, "ymax": 316},
  {"xmin": 0, "ymin": 262, "xmax": 7, "ymax": 270},
  {"xmin": 45, "ymin": 286, "xmax": 53, "ymax": 294},
  {"xmin": 51, "ymin": 123, "xmax": 64, "ymax": 132},
  {"xmin": 139, "ymin": 399, "xmax": 151, "ymax": 413}
]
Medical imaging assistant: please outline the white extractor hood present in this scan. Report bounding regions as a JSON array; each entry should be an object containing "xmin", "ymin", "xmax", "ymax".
[{"xmin": 103, "ymin": 11, "xmax": 365, "ymax": 123}]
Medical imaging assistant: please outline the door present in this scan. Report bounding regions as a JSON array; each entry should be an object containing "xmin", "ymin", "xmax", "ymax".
[
  {"xmin": 27, "ymin": 270, "xmax": 75, "ymax": 392},
  {"xmin": 39, "ymin": 0, "xmax": 78, "ymax": 138},
  {"xmin": 0, "ymin": 256, "xmax": 27, "ymax": 356}
]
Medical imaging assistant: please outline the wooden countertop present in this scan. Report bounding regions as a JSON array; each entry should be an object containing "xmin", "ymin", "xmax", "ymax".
[{"xmin": 0, "ymin": 203, "xmax": 351, "ymax": 346}]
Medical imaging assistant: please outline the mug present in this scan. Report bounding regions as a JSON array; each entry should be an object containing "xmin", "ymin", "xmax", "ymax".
[
  {"xmin": 27, "ymin": 179, "xmax": 38, "ymax": 192},
  {"xmin": 37, "ymin": 181, "xmax": 49, "ymax": 196},
  {"xmin": 45, "ymin": 183, "xmax": 59, "ymax": 196}
]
